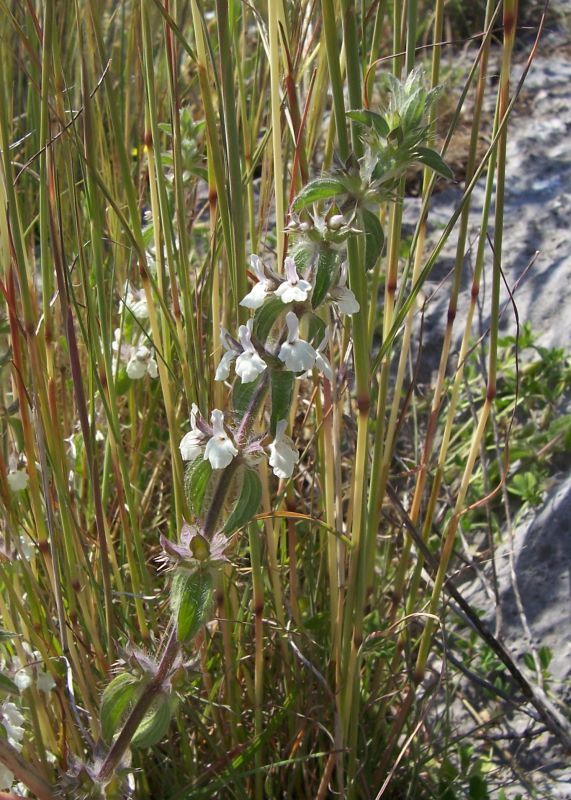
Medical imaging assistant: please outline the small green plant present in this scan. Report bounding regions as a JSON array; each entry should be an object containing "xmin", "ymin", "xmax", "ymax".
[{"xmin": 1, "ymin": 1, "xmax": 560, "ymax": 798}]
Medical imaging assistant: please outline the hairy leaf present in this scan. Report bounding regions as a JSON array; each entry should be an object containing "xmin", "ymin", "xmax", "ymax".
[
  {"xmin": 223, "ymin": 469, "xmax": 262, "ymax": 534},
  {"xmin": 312, "ymin": 245, "xmax": 338, "ymax": 309},
  {"xmin": 185, "ymin": 459, "xmax": 212, "ymax": 515},
  {"xmin": 131, "ymin": 693, "xmax": 176, "ymax": 748},
  {"xmin": 292, "ymin": 178, "xmax": 345, "ymax": 212},
  {"xmin": 347, "ymin": 109, "xmax": 390, "ymax": 138},
  {"xmin": 412, "ymin": 146, "xmax": 453, "ymax": 179},
  {"xmin": 101, "ymin": 673, "xmax": 141, "ymax": 744},
  {"xmin": 362, "ymin": 208, "xmax": 385, "ymax": 270},
  {"xmin": 253, "ymin": 296, "xmax": 286, "ymax": 345},
  {"xmin": 171, "ymin": 568, "xmax": 213, "ymax": 642},
  {"xmin": 270, "ymin": 371, "xmax": 295, "ymax": 436}
]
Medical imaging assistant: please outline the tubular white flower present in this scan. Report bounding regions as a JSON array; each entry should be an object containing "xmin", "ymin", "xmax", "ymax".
[
  {"xmin": 275, "ymin": 257, "xmax": 312, "ymax": 304},
  {"xmin": 204, "ymin": 409, "xmax": 238, "ymax": 470},
  {"xmin": 123, "ymin": 283, "xmax": 149, "ymax": 320},
  {"xmin": 13, "ymin": 668, "xmax": 32, "ymax": 693},
  {"xmin": 330, "ymin": 262, "xmax": 360, "ymax": 315},
  {"xmin": 0, "ymin": 763, "xmax": 14, "ymax": 792},
  {"xmin": 7, "ymin": 470, "xmax": 28, "ymax": 493},
  {"xmin": 278, "ymin": 312, "xmax": 317, "ymax": 373},
  {"xmin": 215, "ymin": 350, "xmax": 237, "ymax": 382},
  {"xmin": 235, "ymin": 319, "xmax": 267, "ymax": 383},
  {"xmin": 146, "ymin": 355, "xmax": 158, "ymax": 378},
  {"xmin": 215, "ymin": 328, "xmax": 238, "ymax": 382},
  {"xmin": 180, "ymin": 404, "xmax": 204, "ymax": 462},
  {"xmin": 36, "ymin": 669, "xmax": 56, "ymax": 694},
  {"xmin": 125, "ymin": 344, "xmax": 159, "ymax": 380},
  {"xmin": 1, "ymin": 702, "xmax": 24, "ymax": 749},
  {"xmin": 240, "ymin": 255, "xmax": 273, "ymax": 309},
  {"xmin": 268, "ymin": 420, "xmax": 298, "ymax": 480}
]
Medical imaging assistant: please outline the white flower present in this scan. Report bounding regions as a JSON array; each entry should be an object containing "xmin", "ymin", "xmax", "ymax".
[
  {"xmin": 126, "ymin": 344, "xmax": 158, "ymax": 380},
  {"xmin": 278, "ymin": 312, "xmax": 317, "ymax": 373},
  {"xmin": 214, "ymin": 329, "xmax": 238, "ymax": 382},
  {"xmin": 2, "ymin": 702, "xmax": 25, "ymax": 748},
  {"xmin": 240, "ymin": 255, "xmax": 273, "ymax": 309},
  {"xmin": 329, "ymin": 262, "xmax": 360, "ymax": 315},
  {"xmin": 114, "ymin": 330, "xmax": 158, "ymax": 380},
  {"xmin": 203, "ymin": 410, "xmax": 238, "ymax": 470},
  {"xmin": 0, "ymin": 763, "xmax": 14, "ymax": 791},
  {"xmin": 180, "ymin": 404, "xmax": 204, "ymax": 462},
  {"xmin": 13, "ymin": 667, "xmax": 32, "ymax": 693},
  {"xmin": 268, "ymin": 420, "xmax": 298, "ymax": 480},
  {"xmin": 314, "ymin": 333, "xmax": 333, "ymax": 382},
  {"xmin": 275, "ymin": 257, "xmax": 312, "ymax": 304},
  {"xmin": 123, "ymin": 283, "xmax": 149, "ymax": 320},
  {"xmin": 7, "ymin": 470, "xmax": 28, "ymax": 492},
  {"xmin": 235, "ymin": 320, "xmax": 266, "ymax": 383},
  {"xmin": 36, "ymin": 669, "xmax": 55, "ymax": 694}
]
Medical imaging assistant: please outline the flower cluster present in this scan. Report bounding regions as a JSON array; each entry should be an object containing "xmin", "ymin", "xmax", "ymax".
[
  {"xmin": 113, "ymin": 280, "xmax": 160, "ymax": 382},
  {"xmin": 0, "ymin": 701, "xmax": 25, "ymax": 790},
  {"xmin": 180, "ymin": 240, "xmax": 358, "ymax": 484},
  {"xmin": 113, "ymin": 328, "xmax": 158, "ymax": 380}
]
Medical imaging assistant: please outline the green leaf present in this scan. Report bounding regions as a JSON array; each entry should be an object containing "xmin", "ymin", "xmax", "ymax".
[
  {"xmin": 223, "ymin": 469, "xmax": 262, "ymax": 534},
  {"xmin": 233, "ymin": 373, "xmax": 263, "ymax": 415},
  {"xmin": 101, "ymin": 673, "xmax": 142, "ymax": 744},
  {"xmin": 132, "ymin": 693, "xmax": 176, "ymax": 748},
  {"xmin": 253, "ymin": 296, "xmax": 286, "ymax": 345},
  {"xmin": 291, "ymin": 178, "xmax": 345, "ymax": 212},
  {"xmin": 185, "ymin": 459, "xmax": 212, "ymax": 515},
  {"xmin": 468, "ymin": 775, "xmax": 489, "ymax": 800},
  {"xmin": 270, "ymin": 371, "xmax": 295, "ymax": 436},
  {"xmin": 171, "ymin": 568, "xmax": 213, "ymax": 642},
  {"xmin": 412, "ymin": 146, "xmax": 453, "ymax": 179},
  {"xmin": 312, "ymin": 245, "xmax": 338, "ymax": 309},
  {"xmin": 0, "ymin": 674, "xmax": 19, "ymax": 696},
  {"xmin": 292, "ymin": 244, "xmax": 314, "ymax": 275},
  {"xmin": 362, "ymin": 208, "xmax": 384, "ymax": 270},
  {"xmin": 347, "ymin": 109, "xmax": 390, "ymax": 138}
]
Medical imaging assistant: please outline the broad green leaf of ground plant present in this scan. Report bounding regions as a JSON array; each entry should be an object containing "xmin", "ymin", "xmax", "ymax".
[
  {"xmin": 291, "ymin": 178, "xmax": 346, "ymax": 212},
  {"xmin": 270, "ymin": 371, "xmax": 295, "ymax": 436},
  {"xmin": 412, "ymin": 146, "xmax": 454, "ymax": 179},
  {"xmin": 184, "ymin": 459, "xmax": 213, "ymax": 516},
  {"xmin": 170, "ymin": 568, "xmax": 213, "ymax": 643},
  {"xmin": 101, "ymin": 673, "xmax": 142, "ymax": 744},
  {"xmin": 311, "ymin": 245, "xmax": 339, "ymax": 308},
  {"xmin": 223, "ymin": 468, "xmax": 262, "ymax": 533},
  {"xmin": 361, "ymin": 208, "xmax": 385, "ymax": 270},
  {"xmin": 253, "ymin": 296, "xmax": 289, "ymax": 345},
  {"xmin": 131, "ymin": 693, "xmax": 176, "ymax": 748},
  {"xmin": 347, "ymin": 110, "xmax": 390, "ymax": 138}
]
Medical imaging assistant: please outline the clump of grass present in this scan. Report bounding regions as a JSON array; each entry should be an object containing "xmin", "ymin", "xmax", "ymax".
[{"xmin": 0, "ymin": 2, "xmax": 565, "ymax": 799}]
